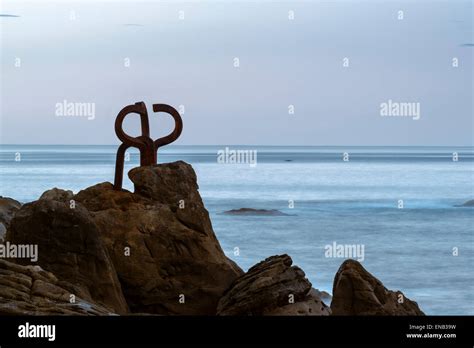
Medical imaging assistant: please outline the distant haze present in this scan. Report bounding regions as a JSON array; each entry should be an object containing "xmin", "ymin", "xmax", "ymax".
[{"xmin": 0, "ymin": 0, "xmax": 472, "ymax": 146}]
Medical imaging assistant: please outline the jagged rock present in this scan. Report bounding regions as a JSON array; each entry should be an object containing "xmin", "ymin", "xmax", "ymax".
[
  {"xmin": 39, "ymin": 188, "xmax": 74, "ymax": 202},
  {"xmin": 461, "ymin": 199, "xmax": 474, "ymax": 207},
  {"xmin": 330, "ymin": 260, "xmax": 424, "ymax": 315},
  {"xmin": 75, "ymin": 162, "xmax": 243, "ymax": 315},
  {"xmin": 128, "ymin": 161, "xmax": 214, "ymax": 236},
  {"xmin": 217, "ymin": 254, "xmax": 330, "ymax": 315},
  {"xmin": 223, "ymin": 208, "xmax": 290, "ymax": 216},
  {"xmin": 0, "ymin": 259, "xmax": 115, "ymax": 315},
  {"xmin": 0, "ymin": 196, "xmax": 21, "ymax": 242},
  {"xmin": 6, "ymin": 199, "xmax": 128, "ymax": 314}
]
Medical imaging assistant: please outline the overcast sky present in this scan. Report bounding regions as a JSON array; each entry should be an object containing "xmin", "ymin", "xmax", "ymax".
[{"xmin": 0, "ymin": 0, "xmax": 472, "ymax": 145}]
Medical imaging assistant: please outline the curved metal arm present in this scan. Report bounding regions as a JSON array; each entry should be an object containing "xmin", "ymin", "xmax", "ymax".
[{"xmin": 152, "ymin": 104, "xmax": 183, "ymax": 149}]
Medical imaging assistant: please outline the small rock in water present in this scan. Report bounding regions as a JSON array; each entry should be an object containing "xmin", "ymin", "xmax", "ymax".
[{"xmin": 223, "ymin": 208, "xmax": 290, "ymax": 216}]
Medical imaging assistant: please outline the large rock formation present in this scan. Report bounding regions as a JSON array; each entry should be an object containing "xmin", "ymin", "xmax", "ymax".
[
  {"xmin": 330, "ymin": 260, "xmax": 424, "ymax": 315},
  {"xmin": 6, "ymin": 197, "xmax": 129, "ymax": 314},
  {"xmin": 5, "ymin": 161, "xmax": 242, "ymax": 315},
  {"xmin": 0, "ymin": 196, "xmax": 21, "ymax": 242},
  {"xmin": 0, "ymin": 259, "xmax": 114, "ymax": 315},
  {"xmin": 217, "ymin": 254, "xmax": 331, "ymax": 316},
  {"xmin": 74, "ymin": 161, "xmax": 243, "ymax": 315}
]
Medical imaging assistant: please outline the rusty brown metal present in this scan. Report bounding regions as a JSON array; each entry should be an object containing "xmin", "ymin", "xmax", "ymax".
[{"xmin": 113, "ymin": 101, "xmax": 183, "ymax": 190}]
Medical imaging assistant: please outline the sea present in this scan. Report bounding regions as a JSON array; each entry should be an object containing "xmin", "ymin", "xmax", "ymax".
[{"xmin": 0, "ymin": 145, "xmax": 473, "ymax": 315}]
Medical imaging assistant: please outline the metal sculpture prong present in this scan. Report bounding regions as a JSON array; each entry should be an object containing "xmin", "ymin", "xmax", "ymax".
[{"xmin": 113, "ymin": 101, "xmax": 183, "ymax": 190}]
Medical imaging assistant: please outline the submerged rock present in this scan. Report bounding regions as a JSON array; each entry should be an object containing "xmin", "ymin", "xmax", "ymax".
[
  {"xmin": 217, "ymin": 254, "xmax": 331, "ymax": 316},
  {"xmin": 330, "ymin": 260, "xmax": 424, "ymax": 315},
  {"xmin": 223, "ymin": 208, "xmax": 290, "ymax": 216},
  {"xmin": 0, "ymin": 196, "xmax": 21, "ymax": 242},
  {"xmin": 459, "ymin": 199, "xmax": 474, "ymax": 207},
  {"xmin": 0, "ymin": 259, "xmax": 115, "ymax": 315}
]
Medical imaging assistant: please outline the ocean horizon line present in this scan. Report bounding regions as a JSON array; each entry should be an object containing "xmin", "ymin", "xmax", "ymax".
[{"xmin": 1, "ymin": 144, "xmax": 473, "ymax": 148}]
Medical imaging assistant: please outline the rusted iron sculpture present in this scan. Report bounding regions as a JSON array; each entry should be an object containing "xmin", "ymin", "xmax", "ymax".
[{"xmin": 114, "ymin": 101, "xmax": 183, "ymax": 190}]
